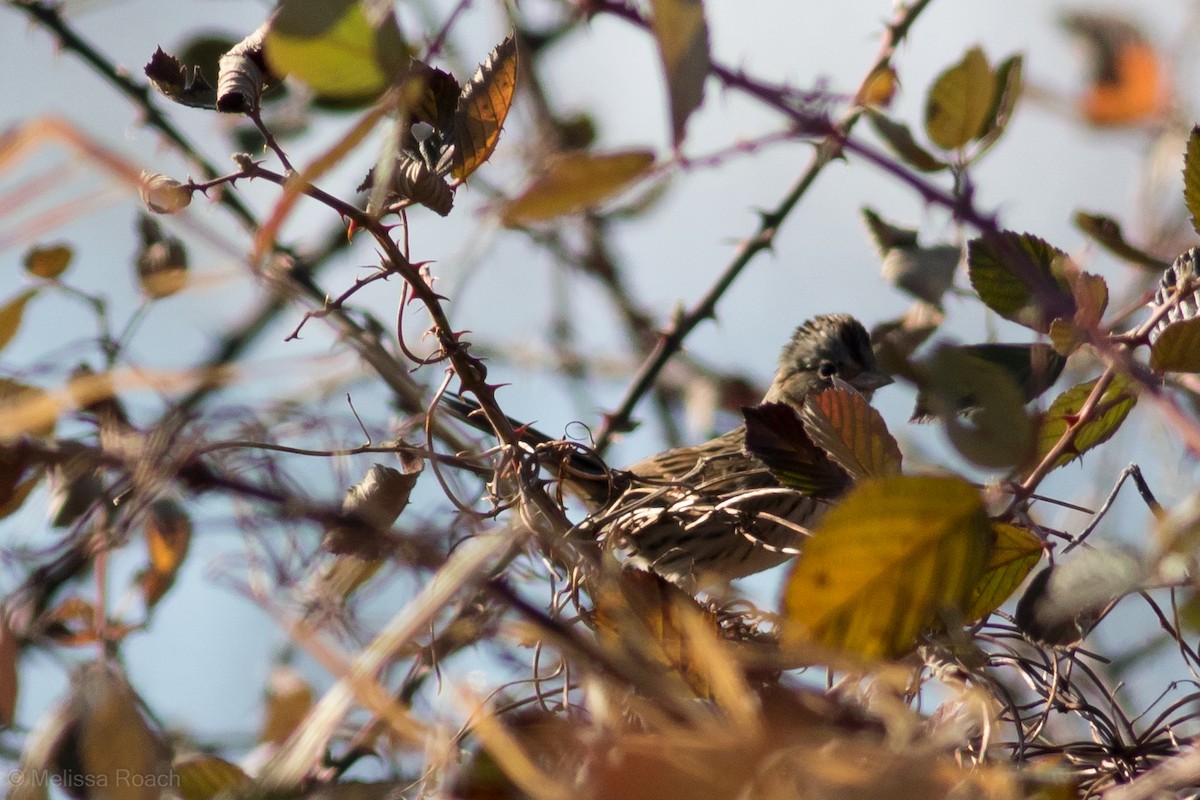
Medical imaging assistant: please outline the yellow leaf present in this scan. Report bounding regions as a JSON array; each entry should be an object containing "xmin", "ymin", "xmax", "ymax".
[
  {"xmin": 501, "ymin": 150, "xmax": 655, "ymax": 225},
  {"xmin": 857, "ymin": 65, "xmax": 898, "ymax": 108},
  {"xmin": 782, "ymin": 475, "xmax": 992, "ymax": 661},
  {"xmin": 70, "ymin": 661, "xmax": 170, "ymax": 796},
  {"xmin": 649, "ymin": 0, "xmax": 710, "ymax": 145},
  {"xmin": 966, "ymin": 522, "xmax": 1043, "ymax": 621},
  {"xmin": 23, "ymin": 244, "xmax": 72, "ymax": 279},
  {"xmin": 925, "ymin": 46, "xmax": 995, "ymax": 150},
  {"xmin": 452, "ymin": 35, "xmax": 518, "ymax": 181},
  {"xmin": 0, "ymin": 378, "xmax": 57, "ymax": 438},
  {"xmin": 0, "ymin": 289, "xmax": 37, "ymax": 353},
  {"xmin": 265, "ymin": 0, "xmax": 407, "ymax": 101},
  {"xmin": 174, "ymin": 755, "xmax": 250, "ymax": 800},
  {"xmin": 260, "ymin": 665, "xmax": 314, "ymax": 745}
]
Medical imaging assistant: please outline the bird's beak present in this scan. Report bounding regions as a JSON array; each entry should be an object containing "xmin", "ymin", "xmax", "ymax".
[{"xmin": 851, "ymin": 370, "xmax": 893, "ymax": 394}]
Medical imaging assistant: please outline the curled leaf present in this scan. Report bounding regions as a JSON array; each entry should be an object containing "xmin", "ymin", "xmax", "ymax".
[
  {"xmin": 139, "ymin": 172, "xmax": 192, "ymax": 215},
  {"xmin": 140, "ymin": 499, "xmax": 193, "ymax": 609},
  {"xmin": 217, "ymin": 22, "xmax": 273, "ymax": 113},
  {"xmin": 386, "ymin": 152, "xmax": 453, "ymax": 216}
]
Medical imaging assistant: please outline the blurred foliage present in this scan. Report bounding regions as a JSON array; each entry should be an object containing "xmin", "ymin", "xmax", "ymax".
[{"xmin": 5, "ymin": 1, "xmax": 1200, "ymax": 798}]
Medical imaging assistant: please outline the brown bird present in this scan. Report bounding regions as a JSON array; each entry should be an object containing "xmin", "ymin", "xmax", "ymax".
[{"xmin": 446, "ymin": 314, "xmax": 891, "ymax": 587}]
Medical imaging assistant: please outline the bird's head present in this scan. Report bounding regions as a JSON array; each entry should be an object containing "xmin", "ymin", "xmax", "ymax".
[{"xmin": 764, "ymin": 313, "xmax": 892, "ymax": 407}]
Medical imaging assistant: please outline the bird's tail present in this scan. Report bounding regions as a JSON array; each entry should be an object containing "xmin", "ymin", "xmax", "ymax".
[{"xmin": 437, "ymin": 394, "xmax": 623, "ymax": 506}]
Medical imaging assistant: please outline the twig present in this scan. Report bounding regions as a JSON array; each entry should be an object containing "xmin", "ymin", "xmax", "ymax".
[{"xmin": 594, "ymin": 0, "xmax": 936, "ymax": 449}]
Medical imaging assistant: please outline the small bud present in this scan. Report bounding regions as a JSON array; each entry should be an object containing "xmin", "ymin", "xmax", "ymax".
[{"xmin": 139, "ymin": 171, "xmax": 192, "ymax": 214}]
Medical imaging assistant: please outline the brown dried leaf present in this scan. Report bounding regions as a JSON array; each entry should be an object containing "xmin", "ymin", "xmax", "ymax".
[
  {"xmin": 453, "ymin": 35, "xmax": 518, "ymax": 181},
  {"xmin": 217, "ymin": 22, "xmax": 272, "ymax": 113},
  {"xmin": 144, "ymin": 47, "xmax": 218, "ymax": 109},
  {"xmin": 0, "ymin": 612, "xmax": 17, "ymax": 728}
]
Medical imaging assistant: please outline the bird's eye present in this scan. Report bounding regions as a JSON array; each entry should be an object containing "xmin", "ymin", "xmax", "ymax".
[{"xmin": 818, "ymin": 360, "xmax": 838, "ymax": 378}]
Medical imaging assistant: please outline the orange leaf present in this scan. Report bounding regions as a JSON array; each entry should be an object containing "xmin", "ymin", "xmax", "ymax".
[{"xmin": 452, "ymin": 35, "xmax": 518, "ymax": 181}]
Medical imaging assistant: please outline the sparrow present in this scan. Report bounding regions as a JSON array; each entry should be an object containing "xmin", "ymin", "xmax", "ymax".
[{"xmin": 445, "ymin": 314, "xmax": 891, "ymax": 586}]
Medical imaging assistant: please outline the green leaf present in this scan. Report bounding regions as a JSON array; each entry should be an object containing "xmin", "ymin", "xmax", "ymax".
[
  {"xmin": 861, "ymin": 207, "xmax": 918, "ymax": 252},
  {"xmin": 782, "ymin": 475, "xmax": 992, "ymax": 661},
  {"xmin": 265, "ymin": 0, "xmax": 408, "ymax": 102},
  {"xmin": 501, "ymin": 150, "xmax": 655, "ymax": 225},
  {"xmin": 964, "ymin": 344, "xmax": 1065, "ymax": 402},
  {"xmin": 650, "ymin": 0, "xmax": 710, "ymax": 146},
  {"xmin": 867, "ymin": 111, "xmax": 948, "ymax": 173},
  {"xmin": 742, "ymin": 403, "xmax": 849, "ymax": 497},
  {"xmin": 881, "ymin": 245, "xmax": 961, "ymax": 307},
  {"xmin": 799, "ymin": 388, "xmax": 902, "ymax": 481},
  {"xmin": 967, "ymin": 230, "xmax": 1074, "ymax": 332},
  {"xmin": 966, "ymin": 522, "xmax": 1043, "ymax": 621},
  {"xmin": 925, "ymin": 46, "xmax": 996, "ymax": 150},
  {"xmin": 0, "ymin": 289, "xmax": 37, "ymax": 353},
  {"xmin": 977, "ymin": 53, "xmax": 1024, "ymax": 146},
  {"xmin": 1035, "ymin": 374, "xmax": 1136, "ymax": 471},
  {"xmin": 452, "ymin": 35, "xmax": 519, "ymax": 181},
  {"xmin": 1074, "ymin": 211, "xmax": 1170, "ymax": 271},
  {"xmin": 914, "ymin": 345, "xmax": 1034, "ymax": 469},
  {"xmin": 1150, "ymin": 317, "xmax": 1200, "ymax": 372},
  {"xmin": 1185, "ymin": 125, "xmax": 1200, "ymax": 238},
  {"xmin": 23, "ymin": 244, "xmax": 73, "ymax": 280}
]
